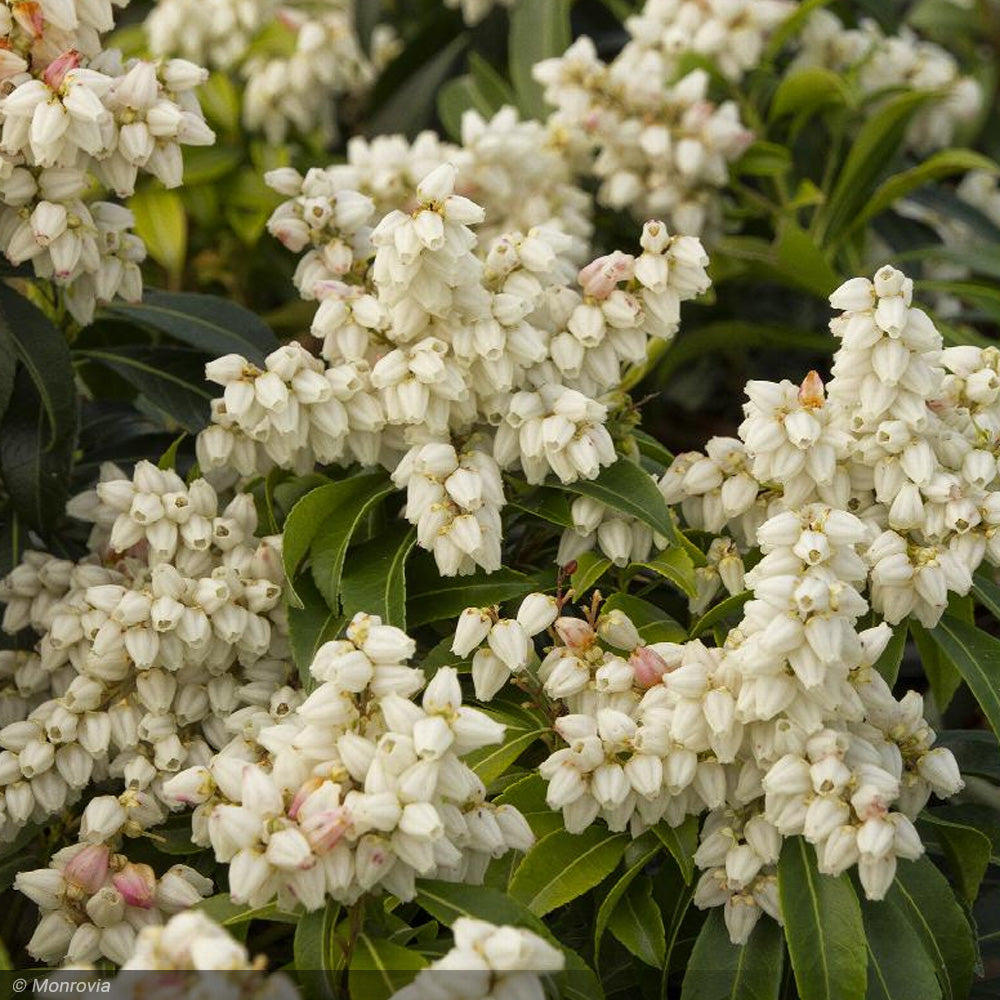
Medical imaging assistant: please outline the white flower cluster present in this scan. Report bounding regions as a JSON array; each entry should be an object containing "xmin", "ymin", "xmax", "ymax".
[
  {"xmin": 162, "ymin": 612, "xmax": 533, "ymax": 909},
  {"xmin": 444, "ymin": 0, "xmax": 517, "ymax": 27},
  {"xmin": 394, "ymin": 918, "xmax": 565, "ymax": 1000},
  {"xmin": 448, "ymin": 269, "xmax": 981, "ymax": 943},
  {"xmin": 0, "ymin": 2, "xmax": 213, "ymax": 323},
  {"xmin": 16, "ymin": 838, "xmax": 211, "ymax": 965},
  {"xmin": 203, "ymin": 161, "xmax": 708, "ymax": 575},
  {"xmin": 146, "ymin": 0, "xmax": 394, "ymax": 146},
  {"xmin": 266, "ymin": 107, "xmax": 593, "ymax": 295},
  {"xmin": 625, "ymin": 0, "xmax": 795, "ymax": 82},
  {"xmin": 794, "ymin": 10, "xmax": 981, "ymax": 153},
  {"xmin": 0, "ymin": 460, "xmax": 293, "ymax": 843},
  {"xmin": 534, "ymin": 36, "xmax": 753, "ymax": 237}
]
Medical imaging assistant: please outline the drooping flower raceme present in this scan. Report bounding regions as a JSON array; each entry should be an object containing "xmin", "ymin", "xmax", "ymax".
[
  {"xmin": 16, "ymin": 838, "xmax": 211, "ymax": 965},
  {"xmin": 0, "ymin": 460, "xmax": 292, "ymax": 845},
  {"xmin": 198, "ymin": 160, "xmax": 710, "ymax": 576},
  {"xmin": 0, "ymin": 0, "xmax": 214, "ymax": 322},
  {"xmin": 448, "ymin": 268, "xmax": 973, "ymax": 944},
  {"xmin": 162, "ymin": 613, "xmax": 533, "ymax": 910}
]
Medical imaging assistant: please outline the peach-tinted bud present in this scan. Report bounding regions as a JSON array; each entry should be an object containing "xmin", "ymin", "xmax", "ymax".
[
  {"xmin": 112, "ymin": 862, "xmax": 156, "ymax": 909},
  {"xmin": 12, "ymin": 2, "xmax": 45, "ymax": 38},
  {"xmin": 554, "ymin": 617, "xmax": 596, "ymax": 650},
  {"xmin": 64, "ymin": 844, "xmax": 110, "ymax": 895},
  {"xmin": 798, "ymin": 371, "xmax": 825, "ymax": 408},
  {"xmin": 630, "ymin": 646, "xmax": 669, "ymax": 687}
]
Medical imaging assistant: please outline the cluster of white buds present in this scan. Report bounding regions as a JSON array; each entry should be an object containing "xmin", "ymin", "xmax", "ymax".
[
  {"xmin": 557, "ymin": 494, "xmax": 663, "ymax": 570},
  {"xmin": 265, "ymin": 107, "xmax": 592, "ymax": 303},
  {"xmin": 625, "ymin": 0, "xmax": 795, "ymax": 82},
  {"xmin": 692, "ymin": 807, "xmax": 781, "ymax": 944},
  {"xmin": 215, "ymin": 161, "xmax": 709, "ymax": 575},
  {"xmin": 394, "ymin": 918, "xmax": 565, "ymax": 1000},
  {"xmin": 146, "ymin": 0, "xmax": 391, "ymax": 146},
  {"xmin": 118, "ymin": 910, "xmax": 296, "ymax": 990},
  {"xmin": 16, "ymin": 838, "xmax": 211, "ymax": 965},
  {"xmin": 794, "ymin": 10, "xmax": 981, "ymax": 153},
  {"xmin": 0, "ymin": 461, "xmax": 293, "ymax": 841},
  {"xmin": 163, "ymin": 612, "xmax": 534, "ymax": 909},
  {"xmin": 0, "ymin": 0, "xmax": 213, "ymax": 322},
  {"xmin": 534, "ymin": 38, "xmax": 752, "ymax": 238},
  {"xmin": 198, "ymin": 342, "xmax": 386, "ymax": 478}
]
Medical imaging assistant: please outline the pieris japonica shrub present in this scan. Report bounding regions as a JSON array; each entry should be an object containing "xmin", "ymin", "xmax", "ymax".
[{"xmin": 0, "ymin": 0, "xmax": 999, "ymax": 998}]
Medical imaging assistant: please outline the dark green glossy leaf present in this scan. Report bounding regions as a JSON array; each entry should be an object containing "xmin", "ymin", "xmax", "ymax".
[{"xmin": 777, "ymin": 837, "xmax": 867, "ymax": 1000}]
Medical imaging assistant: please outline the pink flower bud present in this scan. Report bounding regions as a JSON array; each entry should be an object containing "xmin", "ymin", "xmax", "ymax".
[
  {"xmin": 630, "ymin": 646, "xmax": 669, "ymax": 687},
  {"xmin": 301, "ymin": 808, "xmax": 350, "ymax": 853},
  {"xmin": 287, "ymin": 777, "xmax": 323, "ymax": 821},
  {"xmin": 578, "ymin": 252, "xmax": 635, "ymax": 300},
  {"xmin": 112, "ymin": 862, "xmax": 156, "ymax": 909},
  {"xmin": 64, "ymin": 844, "xmax": 110, "ymax": 895},
  {"xmin": 43, "ymin": 49, "xmax": 82, "ymax": 90}
]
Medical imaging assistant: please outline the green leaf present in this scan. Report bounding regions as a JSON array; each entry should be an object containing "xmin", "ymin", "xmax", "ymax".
[
  {"xmin": 509, "ymin": 826, "xmax": 628, "ymax": 916},
  {"xmin": 0, "ymin": 323, "xmax": 14, "ymax": 424},
  {"xmin": 340, "ymin": 523, "xmax": 416, "ymax": 628},
  {"xmin": 198, "ymin": 72, "xmax": 241, "ymax": 133},
  {"xmin": 0, "ymin": 370, "xmax": 75, "ymax": 531},
  {"xmin": 926, "ymin": 615, "xmax": 1000, "ymax": 738},
  {"xmin": 508, "ymin": 0, "xmax": 571, "ymax": 120},
  {"xmin": 849, "ymin": 150, "xmax": 998, "ymax": 234},
  {"xmin": 769, "ymin": 66, "xmax": 852, "ymax": 120},
  {"xmin": 734, "ymin": 141, "xmax": 792, "ymax": 177},
  {"xmin": 295, "ymin": 902, "xmax": 343, "ymax": 997},
  {"xmin": 594, "ymin": 840, "xmax": 663, "ymax": 956},
  {"xmin": 601, "ymin": 593, "xmax": 687, "ymax": 644},
  {"xmin": 873, "ymin": 622, "xmax": 909, "ymax": 686},
  {"xmin": 182, "ymin": 145, "xmax": 244, "ymax": 185},
  {"xmin": 463, "ymin": 713, "xmax": 548, "ymax": 785},
  {"xmin": 509, "ymin": 485, "xmax": 575, "ymax": 529},
  {"xmin": 819, "ymin": 90, "xmax": 935, "ymax": 246},
  {"xmin": 563, "ymin": 458, "xmax": 679, "ymax": 544},
  {"xmin": 570, "ymin": 551, "xmax": 612, "ymax": 597},
  {"xmin": 76, "ymin": 346, "xmax": 212, "ymax": 432},
  {"xmin": 890, "ymin": 856, "xmax": 975, "ymax": 1000},
  {"xmin": 366, "ymin": 34, "xmax": 468, "ymax": 138},
  {"xmin": 130, "ymin": 187, "xmax": 188, "ymax": 279},
  {"xmin": 680, "ymin": 907, "xmax": 784, "ymax": 1000},
  {"xmin": 309, "ymin": 480, "xmax": 396, "ymax": 609},
  {"xmin": 973, "ymin": 568, "xmax": 1000, "ymax": 622},
  {"xmin": 281, "ymin": 472, "xmax": 391, "ymax": 607},
  {"xmin": 104, "ymin": 290, "xmax": 279, "ymax": 365},
  {"xmin": 689, "ymin": 591, "xmax": 751, "ymax": 638},
  {"xmin": 912, "ymin": 620, "xmax": 963, "ymax": 713},
  {"xmin": 0, "ymin": 284, "xmax": 76, "ymax": 450},
  {"xmin": 415, "ymin": 880, "xmax": 551, "ymax": 936},
  {"xmin": 777, "ymin": 837, "xmax": 867, "ymax": 1000},
  {"xmin": 917, "ymin": 812, "xmax": 991, "ymax": 905},
  {"xmin": 494, "ymin": 773, "xmax": 563, "ymax": 839},
  {"xmin": 407, "ymin": 564, "xmax": 547, "ymax": 628},
  {"xmin": 862, "ymin": 895, "xmax": 942, "ymax": 1000},
  {"xmin": 287, "ymin": 576, "xmax": 344, "ymax": 686},
  {"xmin": 657, "ymin": 321, "xmax": 832, "ymax": 385},
  {"xmin": 635, "ymin": 546, "xmax": 698, "ymax": 599},
  {"xmin": 652, "ymin": 816, "xmax": 698, "ymax": 884},
  {"xmin": 348, "ymin": 935, "xmax": 427, "ymax": 1000},
  {"xmin": 607, "ymin": 877, "xmax": 665, "ymax": 967},
  {"xmin": 935, "ymin": 729, "xmax": 1000, "ymax": 783}
]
